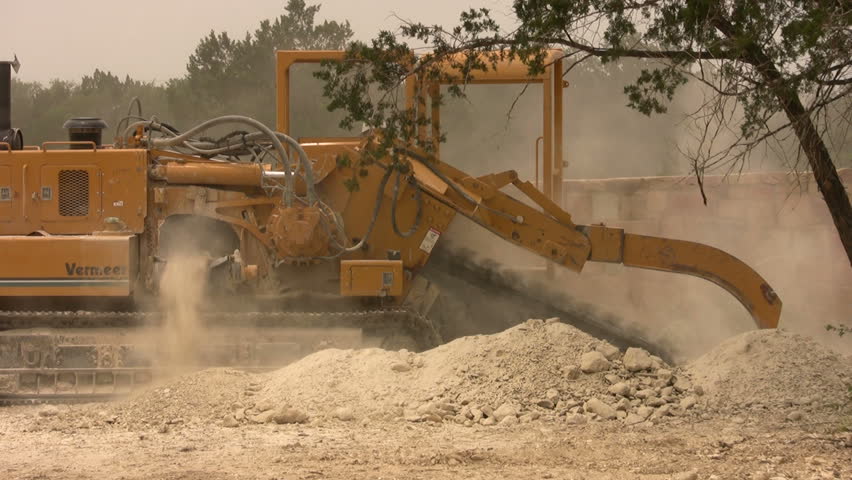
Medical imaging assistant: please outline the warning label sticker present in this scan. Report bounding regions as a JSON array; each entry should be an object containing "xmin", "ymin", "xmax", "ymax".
[{"xmin": 419, "ymin": 228, "xmax": 441, "ymax": 254}]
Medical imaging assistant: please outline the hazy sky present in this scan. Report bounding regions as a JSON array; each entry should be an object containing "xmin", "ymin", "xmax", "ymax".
[{"xmin": 2, "ymin": 0, "xmax": 515, "ymax": 84}]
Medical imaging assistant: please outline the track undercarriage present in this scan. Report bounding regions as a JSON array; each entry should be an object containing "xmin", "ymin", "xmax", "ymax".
[{"xmin": 0, "ymin": 308, "xmax": 440, "ymax": 403}]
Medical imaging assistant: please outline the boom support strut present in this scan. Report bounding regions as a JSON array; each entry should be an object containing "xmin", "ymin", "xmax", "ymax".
[{"xmin": 405, "ymin": 151, "xmax": 782, "ymax": 330}]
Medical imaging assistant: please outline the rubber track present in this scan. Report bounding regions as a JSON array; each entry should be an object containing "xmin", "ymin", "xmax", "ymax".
[
  {"xmin": 0, "ymin": 309, "xmax": 441, "ymax": 404},
  {"xmin": 0, "ymin": 309, "xmax": 441, "ymax": 346},
  {"xmin": 424, "ymin": 245, "xmax": 672, "ymax": 362}
]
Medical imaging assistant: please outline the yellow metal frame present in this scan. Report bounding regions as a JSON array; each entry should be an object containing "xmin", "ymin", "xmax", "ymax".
[
  {"xmin": 274, "ymin": 50, "xmax": 781, "ymax": 328},
  {"xmin": 274, "ymin": 50, "xmax": 567, "ymax": 205},
  {"xmin": 0, "ymin": 148, "xmax": 147, "ymax": 234},
  {"xmin": 398, "ymin": 147, "xmax": 781, "ymax": 329},
  {"xmin": 0, "ymin": 235, "xmax": 137, "ymax": 297},
  {"xmin": 0, "ymin": 48, "xmax": 782, "ymax": 331},
  {"xmin": 340, "ymin": 259, "xmax": 404, "ymax": 297}
]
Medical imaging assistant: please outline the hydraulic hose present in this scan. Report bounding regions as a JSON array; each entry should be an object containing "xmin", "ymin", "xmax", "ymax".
[
  {"xmin": 398, "ymin": 147, "xmax": 519, "ymax": 223},
  {"xmin": 180, "ymin": 131, "xmax": 317, "ymax": 205},
  {"xmin": 390, "ymin": 169, "xmax": 423, "ymax": 238},
  {"xmin": 318, "ymin": 166, "xmax": 393, "ymax": 259},
  {"xmin": 125, "ymin": 116, "xmax": 298, "ymax": 206}
]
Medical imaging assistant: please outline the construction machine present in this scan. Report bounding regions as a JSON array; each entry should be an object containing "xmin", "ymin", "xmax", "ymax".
[{"xmin": 0, "ymin": 51, "xmax": 781, "ymax": 402}]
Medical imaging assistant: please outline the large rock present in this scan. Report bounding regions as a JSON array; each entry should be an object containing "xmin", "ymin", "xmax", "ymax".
[
  {"xmin": 623, "ymin": 413, "xmax": 645, "ymax": 426},
  {"xmin": 250, "ymin": 410, "xmax": 276, "ymax": 424},
  {"xmin": 595, "ymin": 343, "xmax": 621, "ymax": 360},
  {"xmin": 563, "ymin": 365, "xmax": 582, "ymax": 379},
  {"xmin": 492, "ymin": 403, "xmax": 519, "ymax": 422},
  {"xmin": 415, "ymin": 401, "xmax": 455, "ymax": 419},
  {"xmin": 584, "ymin": 398, "xmax": 617, "ymax": 420},
  {"xmin": 656, "ymin": 369, "xmax": 674, "ymax": 384},
  {"xmin": 680, "ymin": 396, "xmax": 698, "ymax": 410},
  {"xmin": 786, "ymin": 410, "xmax": 804, "ymax": 422},
  {"xmin": 673, "ymin": 470, "xmax": 698, "ymax": 480},
  {"xmin": 403, "ymin": 409, "xmax": 422, "ymax": 422},
  {"xmin": 519, "ymin": 412, "xmax": 540, "ymax": 423},
  {"xmin": 545, "ymin": 388, "xmax": 560, "ymax": 402},
  {"xmin": 38, "ymin": 405, "xmax": 59, "ymax": 417},
  {"xmin": 272, "ymin": 407, "xmax": 309, "ymax": 424},
  {"xmin": 635, "ymin": 388, "xmax": 656, "ymax": 399},
  {"xmin": 622, "ymin": 347, "xmax": 653, "ymax": 372},
  {"xmin": 564, "ymin": 413, "xmax": 588, "ymax": 425},
  {"xmin": 635, "ymin": 406, "xmax": 653, "ymax": 420},
  {"xmin": 608, "ymin": 382, "xmax": 630, "ymax": 397},
  {"xmin": 331, "ymin": 407, "xmax": 355, "ymax": 421},
  {"xmin": 254, "ymin": 400, "xmax": 276, "ymax": 413},
  {"xmin": 673, "ymin": 375, "xmax": 692, "ymax": 393},
  {"xmin": 390, "ymin": 362, "xmax": 411, "ymax": 373},
  {"xmin": 499, "ymin": 415, "xmax": 519, "ymax": 426},
  {"xmin": 580, "ymin": 351, "xmax": 611, "ymax": 373}
]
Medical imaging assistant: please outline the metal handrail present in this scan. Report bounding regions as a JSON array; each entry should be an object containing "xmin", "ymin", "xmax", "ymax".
[
  {"xmin": 534, "ymin": 136, "xmax": 544, "ymax": 189},
  {"xmin": 41, "ymin": 141, "xmax": 97, "ymax": 151}
]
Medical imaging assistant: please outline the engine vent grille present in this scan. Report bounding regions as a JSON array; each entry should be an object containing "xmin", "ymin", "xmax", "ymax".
[{"xmin": 58, "ymin": 169, "xmax": 90, "ymax": 217}]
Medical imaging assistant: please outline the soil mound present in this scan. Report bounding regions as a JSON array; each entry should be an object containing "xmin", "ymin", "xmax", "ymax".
[
  {"xmin": 688, "ymin": 329, "xmax": 851, "ymax": 409},
  {"xmin": 105, "ymin": 368, "xmax": 257, "ymax": 428},
  {"xmin": 253, "ymin": 318, "xmax": 698, "ymax": 425},
  {"xmin": 260, "ymin": 318, "xmax": 604, "ymax": 414}
]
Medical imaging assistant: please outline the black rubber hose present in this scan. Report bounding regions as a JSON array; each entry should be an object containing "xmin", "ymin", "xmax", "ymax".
[{"xmin": 390, "ymin": 169, "xmax": 423, "ymax": 238}]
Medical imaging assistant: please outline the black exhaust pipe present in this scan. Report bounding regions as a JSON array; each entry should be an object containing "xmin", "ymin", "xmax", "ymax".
[{"xmin": 0, "ymin": 56, "xmax": 23, "ymax": 150}]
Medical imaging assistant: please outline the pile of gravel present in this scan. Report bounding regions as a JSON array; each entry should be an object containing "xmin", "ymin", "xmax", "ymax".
[
  {"xmin": 101, "ymin": 368, "xmax": 257, "ymax": 429},
  {"xmin": 688, "ymin": 329, "xmax": 851, "ymax": 411},
  {"xmin": 53, "ymin": 321, "xmax": 851, "ymax": 431},
  {"xmin": 248, "ymin": 318, "xmax": 703, "ymax": 427}
]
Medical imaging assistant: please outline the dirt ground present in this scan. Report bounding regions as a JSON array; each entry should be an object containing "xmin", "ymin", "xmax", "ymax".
[
  {"xmin": 1, "ymin": 323, "xmax": 850, "ymax": 480},
  {"xmin": 0, "ymin": 407, "xmax": 850, "ymax": 480}
]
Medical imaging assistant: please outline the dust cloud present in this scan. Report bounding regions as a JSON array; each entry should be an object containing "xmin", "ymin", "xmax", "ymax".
[
  {"xmin": 157, "ymin": 255, "xmax": 209, "ymax": 368},
  {"xmin": 426, "ymin": 58, "xmax": 850, "ymax": 362}
]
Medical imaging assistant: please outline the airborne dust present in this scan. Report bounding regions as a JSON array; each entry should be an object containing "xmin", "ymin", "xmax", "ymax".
[
  {"xmin": 0, "ymin": 61, "xmax": 849, "ymax": 480},
  {"xmin": 157, "ymin": 255, "xmax": 209, "ymax": 368},
  {"xmin": 428, "ymin": 62, "xmax": 852, "ymax": 360}
]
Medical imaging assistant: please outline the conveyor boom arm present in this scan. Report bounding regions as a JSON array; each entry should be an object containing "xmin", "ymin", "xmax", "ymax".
[{"xmin": 406, "ymin": 151, "xmax": 782, "ymax": 329}]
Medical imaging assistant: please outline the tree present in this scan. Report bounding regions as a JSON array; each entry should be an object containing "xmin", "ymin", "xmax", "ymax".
[
  {"xmin": 12, "ymin": 72, "xmax": 170, "ymax": 144},
  {"xmin": 317, "ymin": 1, "xmax": 852, "ymax": 265},
  {"xmin": 12, "ymin": 1, "xmax": 351, "ymax": 143},
  {"xmin": 168, "ymin": 0, "xmax": 353, "ymax": 128}
]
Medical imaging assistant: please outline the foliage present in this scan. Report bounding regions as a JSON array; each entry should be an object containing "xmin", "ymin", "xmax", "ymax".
[
  {"xmin": 11, "ymin": 71, "xmax": 171, "ymax": 145},
  {"xmin": 166, "ymin": 0, "xmax": 352, "ymax": 128},
  {"xmin": 826, "ymin": 323, "xmax": 850, "ymax": 337},
  {"xmin": 10, "ymin": 0, "xmax": 352, "ymax": 143},
  {"xmin": 316, "ymin": 1, "xmax": 852, "ymax": 262}
]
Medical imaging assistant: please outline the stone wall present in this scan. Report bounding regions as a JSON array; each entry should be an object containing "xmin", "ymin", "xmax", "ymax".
[{"xmin": 557, "ymin": 168, "xmax": 852, "ymax": 358}]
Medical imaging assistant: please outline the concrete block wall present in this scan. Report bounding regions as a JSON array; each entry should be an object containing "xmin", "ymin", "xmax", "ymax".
[{"xmin": 557, "ymin": 168, "xmax": 852, "ymax": 359}]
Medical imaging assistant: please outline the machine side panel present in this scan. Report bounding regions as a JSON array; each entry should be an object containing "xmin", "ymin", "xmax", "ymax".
[
  {"xmin": 0, "ymin": 235, "xmax": 137, "ymax": 296},
  {"xmin": 0, "ymin": 149, "xmax": 147, "ymax": 235},
  {"xmin": 621, "ymin": 233, "xmax": 782, "ymax": 329},
  {"xmin": 0, "ymin": 165, "xmax": 12, "ymax": 221},
  {"xmin": 327, "ymin": 162, "xmax": 458, "ymax": 271}
]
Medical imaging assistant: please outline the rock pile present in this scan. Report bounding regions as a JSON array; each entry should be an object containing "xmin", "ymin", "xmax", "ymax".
[
  {"xmin": 687, "ymin": 329, "xmax": 851, "ymax": 411},
  {"xmin": 96, "ymin": 368, "xmax": 257, "ymax": 429},
  {"xmin": 250, "ymin": 318, "xmax": 704, "ymax": 427},
  {"xmin": 61, "ymin": 320, "xmax": 849, "ymax": 431}
]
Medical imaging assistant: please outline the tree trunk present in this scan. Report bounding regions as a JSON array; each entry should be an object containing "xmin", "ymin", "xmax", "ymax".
[
  {"xmin": 712, "ymin": 15, "xmax": 852, "ymax": 266},
  {"xmin": 763, "ymin": 73, "xmax": 852, "ymax": 267},
  {"xmin": 785, "ymin": 100, "xmax": 852, "ymax": 267}
]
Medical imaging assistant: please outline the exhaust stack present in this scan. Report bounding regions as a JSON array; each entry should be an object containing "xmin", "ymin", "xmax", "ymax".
[{"xmin": 0, "ymin": 56, "xmax": 22, "ymax": 150}]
